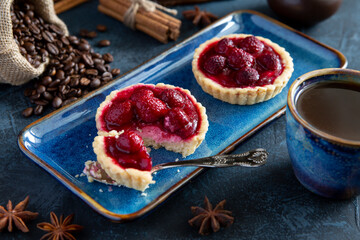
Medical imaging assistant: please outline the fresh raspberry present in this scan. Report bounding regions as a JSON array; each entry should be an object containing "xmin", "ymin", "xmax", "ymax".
[
  {"xmin": 183, "ymin": 99, "xmax": 199, "ymax": 121},
  {"xmin": 160, "ymin": 89, "xmax": 186, "ymax": 108},
  {"xmin": 227, "ymin": 48, "xmax": 255, "ymax": 69},
  {"xmin": 257, "ymin": 53, "xmax": 281, "ymax": 71},
  {"xmin": 163, "ymin": 108, "xmax": 191, "ymax": 133},
  {"xmin": 116, "ymin": 131, "xmax": 144, "ymax": 154},
  {"xmin": 177, "ymin": 119, "xmax": 198, "ymax": 139},
  {"xmin": 105, "ymin": 100, "xmax": 133, "ymax": 126},
  {"xmin": 135, "ymin": 96, "xmax": 168, "ymax": 122},
  {"xmin": 215, "ymin": 38, "xmax": 235, "ymax": 54},
  {"xmin": 203, "ymin": 55, "xmax": 226, "ymax": 75},
  {"xmin": 239, "ymin": 36, "xmax": 264, "ymax": 54},
  {"xmin": 235, "ymin": 67, "xmax": 260, "ymax": 86},
  {"xmin": 258, "ymin": 71, "xmax": 276, "ymax": 86},
  {"xmin": 130, "ymin": 88, "xmax": 154, "ymax": 102}
]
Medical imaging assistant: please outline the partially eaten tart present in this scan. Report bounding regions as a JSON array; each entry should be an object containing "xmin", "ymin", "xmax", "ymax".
[
  {"xmin": 192, "ymin": 34, "xmax": 294, "ymax": 105},
  {"xmin": 91, "ymin": 83, "xmax": 209, "ymax": 191}
]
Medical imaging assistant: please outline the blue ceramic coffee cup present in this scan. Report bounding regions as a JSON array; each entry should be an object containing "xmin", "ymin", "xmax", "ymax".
[{"xmin": 286, "ymin": 68, "xmax": 360, "ymax": 199}]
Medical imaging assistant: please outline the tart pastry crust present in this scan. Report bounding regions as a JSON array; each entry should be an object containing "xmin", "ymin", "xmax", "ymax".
[
  {"xmin": 192, "ymin": 34, "xmax": 294, "ymax": 105},
  {"xmin": 92, "ymin": 83, "xmax": 209, "ymax": 191}
]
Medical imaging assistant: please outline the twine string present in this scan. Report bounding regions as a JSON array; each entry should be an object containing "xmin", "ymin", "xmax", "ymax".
[{"xmin": 123, "ymin": 0, "xmax": 177, "ymax": 29}]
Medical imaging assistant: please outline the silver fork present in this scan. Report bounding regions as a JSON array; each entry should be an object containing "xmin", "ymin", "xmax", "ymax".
[{"xmin": 83, "ymin": 148, "xmax": 268, "ymax": 185}]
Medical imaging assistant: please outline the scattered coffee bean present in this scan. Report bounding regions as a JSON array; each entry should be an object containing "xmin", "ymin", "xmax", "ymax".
[
  {"xmin": 34, "ymin": 105, "xmax": 44, "ymax": 115},
  {"xmin": 96, "ymin": 24, "xmax": 107, "ymax": 32},
  {"xmin": 111, "ymin": 68, "xmax": 121, "ymax": 76},
  {"xmin": 86, "ymin": 31, "xmax": 97, "ymax": 39},
  {"xmin": 52, "ymin": 96, "xmax": 62, "ymax": 108},
  {"xmin": 22, "ymin": 107, "xmax": 34, "ymax": 117},
  {"xmin": 13, "ymin": 2, "xmax": 119, "ymax": 117},
  {"xmin": 98, "ymin": 40, "xmax": 111, "ymax": 47},
  {"xmin": 102, "ymin": 53, "xmax": 113, "ymax": 63}
]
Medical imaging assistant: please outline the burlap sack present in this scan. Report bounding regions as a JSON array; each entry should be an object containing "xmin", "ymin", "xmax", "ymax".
[{"xmin": 0, "ymin": 0, "xmax": 69, "ymax": 86}]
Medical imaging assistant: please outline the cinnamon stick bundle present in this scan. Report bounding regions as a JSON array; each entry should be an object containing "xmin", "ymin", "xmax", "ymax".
[
  {"xmin": 54, "ymin": 0, "xmax": 88, "ymax": 14},
  {"xmin": 98, "ymin": 0, "xmax": 181, "ymax": 43}
]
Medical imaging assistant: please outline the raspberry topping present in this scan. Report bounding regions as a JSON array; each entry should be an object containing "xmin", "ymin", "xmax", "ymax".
[
  {"xmin": 239, "ymin": 36, "xmax": 264, "ymax": 54},
  {"xmin": 105, "ymin": 100, "xmax": 133, "ymax": 126},
  {"xmin": 203, "ymin": 55, "xmax": 226, "ymax": 75},
  {"xmin": 116, "ymin": 131, "xmax": 144, "ymax": 154},
  {"xmin": 105, "ymin": 134, "xmax": 151, "ymax": 171},
  {"xmin": 164, "ymin": 108, "xmax": 191, "ymax": 133},
  {"xmin": 130, "ymin": 88, "xmax": 154, "ymax": 102},
  {"xmin": 257, "ymin": 53, "xmax": 281, "ymax": 71},
  {"xmin": 101, "ymin": 85, "xmax": 202, "ymax": 141},
  {"xmin": 160, "ymin": 89, "xmax": 186, "ymax": 108},
  {"xmin": 198, "ymin": 36, "xmax": 284, "ymax": 88},
  {"xmin": 135, "ymin": 96, "xmax": 168, "ymax": 123},
  {"xmin": 215, "ymin": 38, "xmax": 234, "ymax": 54},
  {"xmin": 235, "ymin": 67, "xmax": 260, "ymax": 86},
  {"xmin": 227, "ymin": 48, "xmax": 254, "ymax": 69}
]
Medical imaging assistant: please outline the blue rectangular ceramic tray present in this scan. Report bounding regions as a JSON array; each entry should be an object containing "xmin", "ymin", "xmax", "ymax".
[{"xmin": 18, "ymin": 10, "xmax": 346, "ymax": 221}]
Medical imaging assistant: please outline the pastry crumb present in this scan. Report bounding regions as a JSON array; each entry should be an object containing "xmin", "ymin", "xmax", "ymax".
[
  {"xmin": 141, "ymin": 192, "xmax": 147, "ymax": 197},
  {"xmin": 177, "ymin": 169, "xmax": 180, "ymax": 173},
  {"xmin": 99, "ymin": 189, "xmax": 103, "ymax": 193},
  {"xmin": 175, "ymin": 158, "xmax": 179, "ymax": 162},
  {"xmin": 75, "ymin": 174, "xmax": 79, "ymax": 178},
  {"xmin": 80, "ymin": 173, "xmax": 85, "ymax": 177}
]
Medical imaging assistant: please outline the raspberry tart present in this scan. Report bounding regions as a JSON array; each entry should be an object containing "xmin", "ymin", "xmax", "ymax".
[
  {"xmin": 92, "ymin": 83, "xmax": 208, "ymax": 191},
  {"xmin": 192, "ymin": 34, "xmax": 294, "ymax": 105}
]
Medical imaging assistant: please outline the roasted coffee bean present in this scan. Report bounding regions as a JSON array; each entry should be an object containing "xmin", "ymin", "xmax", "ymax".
[
  {"xmin": 104, "ymin": 64, "xmax": 111, "ymax": 72},
  {"xmin": 36, "ymin": 84, "xmax": 46, "ymax": 94},
  {"xmin": 90, "ymin": 78, "xmax": 101, "ymax": 88},
  {"xmin": 86, "ymin": 31, "xmax": 97, "ymax": 39},
  {"xmin": 78, "ymin": 43, "xmax": 90, "ymax": 51},
  {"xmin": 61, "ymin": 36, "xmax": 70, "ymax": 45},
  {"xmin": 102, "ymin": 53, "xmax": 113, "ymax": 63},
  {"xmin": 52, "ymin": 96, "xmax": 62, "ymax": 108},
  {"xmin": 29, "ymin": 23, "xmax": 40, "ymax": 34},
  {"xmin": 85, "ymin": 69, "xmax": 98, "ymax": 76},
  {"xmin": 22, "ymin": 107, "xmax": 34, "ymax": 117},
  {"xmin": 47, "ymin": 42, "xmax": 59, "ymax": 55},
  {"xmin": 92, "ymin": 53, "xmax": 102, "ymax": 59},
  {"xmin": 67, "ymin": 89, "xmax": 78, "ymax": 97},
  {"xmin": 42, "ymin": 30, "xmax": 54, "ymax": 42},
  {"xmin": 81, "ymin": 53, "xmax": 94, "ymax": 66},
  {"xmin": 96, "ymin": 24, "xmax": 107, "ymax": 32},
  {"xmin": 70, "ymin": 77, "xmax": 79, "ymax": 87},
  {"xmin": 63, "ymin": 61, "xmax": 75, "ymax": 71},
  {"xmin": 47, "ymin": 87, "xmax": 57, "ymax": 92},
  {"xmin": 55, "ymin": 70, "xmax": 65, "ymax": 80},
  {"xmin": 79, "ymin": 77, "xmax": 90, "ymax": 86},
  {"xmin": 102, "ymin": 72, "xmax": 113, "ymax": 81},
  {"xmin": 34, "ymin": 105, "xmax": 44, "ymax": 115},
  {"xmin": 111, "ymin": 68, "xmax": 121, "ymax": 76},
  {"xmin": 95, "ymin": 63, "xmax": 107, "ymax": 73},
  {"xmin": 68, "ymin": 36, "xmax": 79, "ymax": 45},
  {"xmin": 41, "ymin": 76, "xmax": 52, "ymax": 86},
  {"xmin": 34, "ymin": 99, "xmax": 49, "ymax": 106},
  {"xmin": 60, "ymin": 76, "xmax": 71, "ymax": 85},
  {"xmin": 98, "ymin": 40, "xmax": 110, "ymax": 47},
  {"xmin": 23, "ymin": 41, "xmax": 35, "ymax": 52},
  {"xmin": 93, "ymin": 58, "xmax": 105, "ymax": 65},
  {"xmin": 49, "ymin": 24, "xmax": 64, "ymax": 35},
  {"xmin": 48, "ymin": 79, "xmax": 61, "ymax": 88},
  {"xmin": 42, "ymin": 91, "xmax": 53, "ymax": 101}
]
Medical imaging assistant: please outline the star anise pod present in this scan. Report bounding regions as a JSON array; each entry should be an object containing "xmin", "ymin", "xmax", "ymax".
[
  {"xmin": 0, "ymin": 196, "xmax": 39, "ymax": 233},
  {"xmin": 37, "ymin": 212, "xmax": 83, "ymax": 240},
  {"xmin": 189, "ymin": 196, "xmax": 234, "ymax": 235},
  {"xmin": 182, "ymin": 6, "xmax": 218, "ymax": 27}
]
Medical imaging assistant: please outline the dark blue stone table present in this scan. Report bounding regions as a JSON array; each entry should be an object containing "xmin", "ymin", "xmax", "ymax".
[{"xmin": 1, "ymin": 0, "xmax": 359, "ymax": 239}]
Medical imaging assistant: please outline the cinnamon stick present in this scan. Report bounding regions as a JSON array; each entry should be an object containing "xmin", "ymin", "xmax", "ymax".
[
  {"xmin": 98, "ymin": 4, "xmax": 169, "ymax": 43},
  {"xmin": 54, "ymin": 0, "xmax": 88, "ymax": 14},
  {"xmin": 98, "ymin": 0, "xmax": 181, "ymax": 43}
]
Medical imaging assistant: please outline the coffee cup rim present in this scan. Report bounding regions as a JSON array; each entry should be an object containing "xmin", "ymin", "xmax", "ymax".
[{"xmin": 287, "ymin": 68, "xmax": 360, "ymax": 147}]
